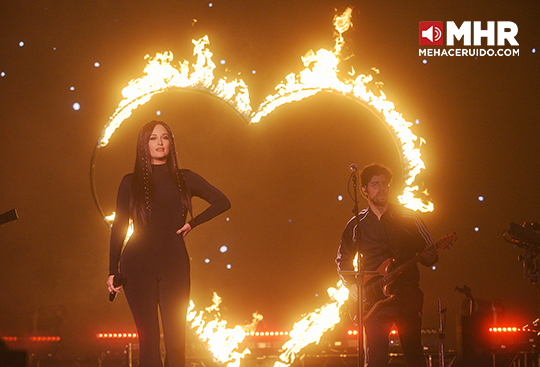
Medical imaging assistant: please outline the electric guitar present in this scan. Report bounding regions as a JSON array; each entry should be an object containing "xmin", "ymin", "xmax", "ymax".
[{"xmin": 361, "ymin": 233, "xmax": 457, "ymax": 321}]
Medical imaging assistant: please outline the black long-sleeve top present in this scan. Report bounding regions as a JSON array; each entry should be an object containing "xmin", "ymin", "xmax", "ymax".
[
  {"xmin": 109, "ymin": 165, "xmax": 231, "ymax": 276},
  {"xmin": 336, "ymin": 203, "xmax": 436, "ymax": 295}
]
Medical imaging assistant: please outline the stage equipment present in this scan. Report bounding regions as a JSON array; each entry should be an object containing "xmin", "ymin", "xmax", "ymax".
[
  {"xmin": 438, "ymin": 299, "xmax": 447, "ymax": 367},
  {"xmin": 455, "ymin": 285, "xmax": 505, "ymax": 367},
  {"xmin": 503, "ymin": 221, "xmax": 540, "ymax": 315},
  {"xmin": 339, "ymin": 163, "xmax": 366, "ymax": 367}
]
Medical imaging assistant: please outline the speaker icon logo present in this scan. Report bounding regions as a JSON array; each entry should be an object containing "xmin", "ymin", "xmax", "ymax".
[{"xmin": 419, "ymin": 22, "xmax": 444, "ymax": 45}]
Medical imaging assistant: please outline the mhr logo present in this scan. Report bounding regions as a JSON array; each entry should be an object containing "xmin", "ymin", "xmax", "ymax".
[{"xmin": 419, "ymin": 21, "xmax": 519, "ymax": 46}]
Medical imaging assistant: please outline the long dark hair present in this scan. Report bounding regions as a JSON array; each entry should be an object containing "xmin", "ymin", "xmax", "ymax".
[{"xmin": 130, "ymin": 120, "xmax": 192, "ymax": 226}]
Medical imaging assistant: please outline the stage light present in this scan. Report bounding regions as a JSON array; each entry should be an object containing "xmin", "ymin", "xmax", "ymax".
[
  {"xmin": 73, "ymin": 102, "xmax": 80, "ymax": 110},
  {"xmin": 19, "ymin": 41, "xmax": 24, "ymax": 47},
  {"xmin": 220, "ymin": 246, "xmax": 228, "ymax": 253},
  {"xmin": 94, "ymin": 62, "xmax": 100, "ymax": 67}
]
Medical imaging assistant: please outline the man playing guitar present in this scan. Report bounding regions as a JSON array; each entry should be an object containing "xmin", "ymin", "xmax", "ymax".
[{"xmin": 336, "ymin": 163, "xmax": 439, "ymax": 367}]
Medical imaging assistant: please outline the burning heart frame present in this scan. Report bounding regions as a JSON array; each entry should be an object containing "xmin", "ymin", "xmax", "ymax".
[{"xmin": 90, "ymin": 7, "xmax": 434, "ymax": 367}]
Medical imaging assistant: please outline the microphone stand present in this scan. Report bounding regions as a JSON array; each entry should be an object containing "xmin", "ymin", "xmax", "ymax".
[
  {"xmin": 438, "ymin": 298, "xmax": 446, "ymax": 367},
  {"xmin": 340, "ymin": 166, "xmax": 377, "ymax": 367},
  {"xmin": 351, "ymin": 169, "xmax": 365, "ymax": 367}
]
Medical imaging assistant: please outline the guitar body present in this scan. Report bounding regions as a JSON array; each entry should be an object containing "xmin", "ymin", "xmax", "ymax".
[
  {"xmin": 362, "ymin": 258, "xmax": 396, "ymax": 321},
  {"xmin": 354, "ymin": 233, "xmax": 457, "ymax": 322}
]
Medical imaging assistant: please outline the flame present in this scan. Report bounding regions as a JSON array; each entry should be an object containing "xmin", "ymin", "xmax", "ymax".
[
  {"xmin": 187, "ymin": 293, "xmax": 263, "ymax": 367},
  {"xmin": 274, "ymin": 283, "xmax": 349, "ymax": 367},
  {"xmin": 104, "ymin": 212, "xmax": 133, "ymax": 242},
  {"xmin": 96, "ymin": 7, "xmax": 433, "ymax": 212},
  {"xmin": 248, "ymin": 8, "xmax": 432, "ymax": 211},
  {"xmin": 95, "ymin": 7, "xmax": 436, "ymax": 367},
  {"xmin": 97, "ymin": 36, "xmax": 252, "ymax": 148}
]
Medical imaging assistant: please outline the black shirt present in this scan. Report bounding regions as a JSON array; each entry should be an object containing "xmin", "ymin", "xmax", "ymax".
[
  {"xmin": 109, "ymin": 165, "xmax": 231, "ymax": 276},
  {"xmin": 336, "ymin": 203, "xmax": 436, "ymax": 294}
]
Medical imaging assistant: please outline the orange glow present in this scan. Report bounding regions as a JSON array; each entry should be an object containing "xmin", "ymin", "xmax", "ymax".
[
  {"xmin": 97, "ymin": 333, "xmax": 138, "ymax": 339},
  {"xmin": 489, "ymin": 326, "xmax": 530, "ymax": 333},
  {"xmin": 187, "ymin": 293, "xmax": 262, "ymax": 367},
  {"xmin": 2, "ymin": 336, "xmax": 60, "ymax": 342},
  {"xmin": 274, "ymin": 282, "xmax": 349, "ymax": 367},
  {"xmin": 94, "ymin": 7, "xmax": 435, "ymax": 367},
  {"xmin": 97, "ymin": 7, "xmax": 432, "ymax": 214}
]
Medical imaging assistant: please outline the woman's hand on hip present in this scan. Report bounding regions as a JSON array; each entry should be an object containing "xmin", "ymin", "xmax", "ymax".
[
  {"xmin": 176, "ymin": 223, "xmax": 192, "ymax": 238},
  {"xmin": 107, "ymin": 275, "xmax": 122, "ymax": 294}
]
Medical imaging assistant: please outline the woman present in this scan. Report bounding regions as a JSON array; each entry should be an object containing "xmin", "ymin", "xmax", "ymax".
[{"xmin": 107, "ymin": 120, "xmax": 231, "ymax": 367}]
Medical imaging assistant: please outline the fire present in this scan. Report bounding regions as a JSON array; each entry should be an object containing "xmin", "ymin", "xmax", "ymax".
[
  {"xmin": 187, "ymin": 293, "xmax": 263, "ymax": 367},
  {"xmin": 274, "ymin": 283, "xmax": 349, "ymax": 367},
  {"xmin": 97, "ymin": 36, "xmax": 251, "ymax": 148},
  {"xmin": 94, "ymin": 6, "xmax": 435, "ymax": 366},
  {"xmin": 249, "ymin": 8, "xmax": 432, "ymax": 212},
  {"xmin": 95, "ymin": 6, "xmax": 433, "ymax": 212}
]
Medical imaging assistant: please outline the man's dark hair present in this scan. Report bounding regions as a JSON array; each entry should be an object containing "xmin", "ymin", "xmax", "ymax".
[{"xmin": 360, "ymin": 163, "xmax": 393, "ymax": 186}]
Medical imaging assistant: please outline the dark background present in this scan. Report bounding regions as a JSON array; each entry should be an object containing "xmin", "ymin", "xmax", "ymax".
[{"xmin": 0, "ymin": 0, "xmax": 538, "ymax": 359}]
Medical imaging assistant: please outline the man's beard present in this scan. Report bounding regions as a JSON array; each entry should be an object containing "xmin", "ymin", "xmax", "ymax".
[{"xmin": 371, "ymin": 194, "xmax": 388, "ymax": 207}]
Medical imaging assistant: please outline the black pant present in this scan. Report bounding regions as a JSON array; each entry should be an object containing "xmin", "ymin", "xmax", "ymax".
[
  {"xmin": 121, "ymin": 243, "xmax": 191, "ymax": 367},
  {"xmin": 364, "ymin": 289, "xmax": 426, "ymax": 367}
]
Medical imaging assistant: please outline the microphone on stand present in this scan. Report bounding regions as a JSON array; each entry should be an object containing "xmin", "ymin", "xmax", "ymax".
[{"xmin": 349, "ymin": 163, "xmax": 358, "ymax": 173}]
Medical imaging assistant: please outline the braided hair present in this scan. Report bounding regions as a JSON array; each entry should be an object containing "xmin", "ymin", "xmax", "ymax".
[{"xmin": 130, "ymin": 120, "xmax": 192, "ymax": 226}]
